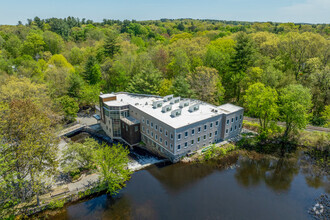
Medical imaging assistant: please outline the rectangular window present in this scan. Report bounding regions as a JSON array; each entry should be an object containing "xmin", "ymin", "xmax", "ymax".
[
  {"xmin": 209, "ymin": 133, "xmax": 212, "ymax": 138},
  {"xmin": 226, "ymin": 129, "xmax": 228, "ymax": 134},
  {"xmin": 210, "ymin": 122, "xmax": 213, "ymax": 128},
  {"xmin": 227, "ymin": 120, "xmax": 229, "ymax": 125},
  {"xmin": 239, "ymin": 124, "xmax": 241, "ymax": 128},
  {"xmin": 160, "ymin": 137, "xmax": 162, "ymax": 143},
  {"xmin": 147, "ymin": 120, "xmax": 149, "ymax": 125},
  {"xmin": 236, "ymin": 116, "xmax": 238, "ymax": 121},
  {"xmin": 191, "ymin": 140, "xmax": 194, "ymax": 145},
  {"xmin": 240, "ymin": 115, "xmax": 242, "ymax": 120},
  {"xmin": 165, "ymin": 130, "xmax": 168, "ymax": 137},
  {"xmin": 204, "ymin": 125, "xmax": 207, "ymax": 130},
  {"xmin": 151, "ymin": 131, "xmax": 154, "ymax": 137},
  {"xmin": 231, "ymin": 118, "xmax": 234, "ymax": 123},
  {"xmin": 204, "ymin": 135, "xmax": 206, "ymax": 140},
  {"xmin": 178, "ymin": 134, "xmax": 181, "ymax": 140},
  {"xmin": 198, "ymin": 127, "xmax": 201, "ymax": 133},
  {"xmin": 197, "ymin": 137, "xmax": 200, "ymax": 142},
  {"xmin": 142, "ymin": 126, "xmax": 145, "ymax": 131},
  {"xmin": 184, "ymin": 142, "xmax": 188, "ymax": 148},
  {"xmin": 185, "ymin": 131, "xmax": 188, "ymax": 138},
  {"xmin": 170, "ymin": 144, "xmax": 173, "ymax": 150},
  {"xmin": 177, "ymin": 144, "xmax": 181, "ymax": 150},
  {"xmin": 230, "ymin": 127, "xmax": 233, "ymax": 132},
  {"xmin": 170, "ymin": 133, "xmax": 173, "ymax": 140},
  {"xmin": 235, "ymin": 125, "xmax": 237, "ymax": 130},
  {"xmin": 216, "ymin": 121, "xmax": 219, "ymax": 126},
  {"xmin": 142, "ymin": 117, "xmax": 145, "ymax": 123},
  {"xmin": 215, "ymin": 131, "xmax": 218, "ymax": 136},
  {"xmin": 159, "ymin": 127, "xmax": 163, "ymax": 133},
  {"xmin": 151, "ymin": 122, "xmax": 153, "ymax": 128},
  {"xmin": 192, "ymin": 129, "xmax": 195, "ymax": 135},
  {"xmin": 155, "ymin": 124, "xmax": 158, "ymax": 130},
  {"xmin": 155, "ymin": 134, "xmax": 158, "ymax": 140},
  {"xmin": 165, "ymin": 140, "xmax": 168, "ymax": 146}
]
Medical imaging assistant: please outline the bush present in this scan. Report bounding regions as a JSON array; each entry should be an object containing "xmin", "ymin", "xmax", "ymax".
[
  {"xmin": 242, "ymin": 121, "xmax": 260, "ymax": 132},
  {"xmin": 298, "ymin": 131, "xmax": 330, "ymax": 151},
  {"xmin": 48, "ymin": 199, "xmax": 65, "ymax": 210}
]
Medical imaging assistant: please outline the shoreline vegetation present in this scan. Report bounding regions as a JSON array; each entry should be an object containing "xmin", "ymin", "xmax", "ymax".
[
  {"xmin": 1, "ymin": 17, "xmax": 329, "ymax": 218},
  {"xmin": 8, "ymin": 124, "xmax": 329, "ymax": 219}
]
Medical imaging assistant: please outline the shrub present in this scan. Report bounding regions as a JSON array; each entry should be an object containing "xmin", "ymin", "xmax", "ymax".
[{"xmin": 48, "ymin": 199, "xmax": 65, "ymax": 210}]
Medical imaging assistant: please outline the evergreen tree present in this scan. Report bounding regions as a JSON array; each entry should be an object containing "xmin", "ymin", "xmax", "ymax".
[
  {"xmin": 171, "ymin": 75, "xmax": 193, "ymax": 98},
  {"xmin": 104, "ymin": 33, "xmax": 120, "ymax": 58},
  {"xmin": 83, "ymin": 56, "xmax": 102, "ymax": 85},
  {"xmin": 127, "ymin": 64, "xmax": 162, "ymax": 95}
]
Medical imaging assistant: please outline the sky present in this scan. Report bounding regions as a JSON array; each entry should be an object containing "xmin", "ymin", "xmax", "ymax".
[{"xmin": 0, "ymin": 0, "xmax": 329, "ymax": 25}]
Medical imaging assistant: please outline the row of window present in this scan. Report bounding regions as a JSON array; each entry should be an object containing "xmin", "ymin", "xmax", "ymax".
[
  {"xmin": 142, "ymin": 134, "xmax": 173, "ymax": 150},
  {"xmin": 177, "ymin": 131, "xmax": 218, "ymax": 150},
  {"xmin": 226, "ymin": 115, "xmax": 243, "ymax": 125},
  {"xmin": 177, "ymin": 123, "xmax": 220, "ymax": 140},
  {"xmin": 225, "ymin": 124, "xmax": 241, "ymax": 134}
]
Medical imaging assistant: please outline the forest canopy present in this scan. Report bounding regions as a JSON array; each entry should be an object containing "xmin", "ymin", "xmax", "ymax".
[{"xmin": 0, "ymin": 17, "xmax": 329, "ymax": 126}]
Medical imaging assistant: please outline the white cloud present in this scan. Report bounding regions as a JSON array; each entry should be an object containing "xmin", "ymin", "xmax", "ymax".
[{"xmin": 279, "ymin": 0, "xmax": 330, "ymax": 23}]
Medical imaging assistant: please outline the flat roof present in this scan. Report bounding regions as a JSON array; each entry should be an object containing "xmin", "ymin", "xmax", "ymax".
[
  {"xmin": 218, "ymin": 103, "xmax": 244, "ymax": 114},
  {"xmin": 103, "ymin": 93, "xmax": 243, "ymax": 129},
  {"xmin": 100, "ymin": 94, "xmax": 116, "ymax": 99}
]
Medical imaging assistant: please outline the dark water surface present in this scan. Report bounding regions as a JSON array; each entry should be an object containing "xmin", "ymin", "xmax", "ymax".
[{"xmin": 50, "ymin": 152, "xmax": 328, "ymax": 220}]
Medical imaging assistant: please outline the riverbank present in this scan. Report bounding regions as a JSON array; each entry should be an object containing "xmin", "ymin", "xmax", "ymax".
[{"xmin": 38, "ymin": 147, "xmax": 329, "ymax": 220}]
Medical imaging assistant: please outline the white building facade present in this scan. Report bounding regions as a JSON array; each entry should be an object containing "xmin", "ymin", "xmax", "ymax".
[{"xmin": 99, "ymin": 92, "xmax": 244, "ymax": 162}]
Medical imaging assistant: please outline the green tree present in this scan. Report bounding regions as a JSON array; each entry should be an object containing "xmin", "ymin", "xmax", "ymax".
[
  {"xmin": 95, "ymin": 143, "xmax": 132, "ymax": 195},
  {"xmin": 4, "ymin": 34, "xmax": 22, "ymax": 58},
  {"xmin": 22, "ymin": 33, "xmax": 45, "ymax": 58},
  {"xmin": 187, "ymin": 66, "xmax": 224, "ymax": 105},
  {"xmin": 68, "ymin": 47, "xmax": 85, "ymax": 65},
  {"xmin": 244, "ymin": 83, "xmax": 278, "ymax": 136},
  {"xmin": 171, "ymin": 75, "xmax": 193, "ymax": 98},
  {"xmin": 228, "ymin": 32, "xmax": 256, "ymax": 102},
  {"xmin": 204, "ymin": 37, "xmax": 235, "ymax": 75},
  {"xmin": 0, "ymin": 99, "xmax": 58, "ymax": 208},
  {"xmin": 55, "ymin": 95, "xmax": 79, "ymax": 122},
  {"xmin": 321, "ymin": 105, "xmax": 330, "ymax": 128},
  {"xmin": 104, "ymin": 33, "xmax": 120, "ymax": 58},
  {"xmin": 158, "ymin": 79, "xmax": 172, "ymax": 96},
  {"xmin": 167, "ymin": 49, "xmax": 190, "ymax": 78},
  {"xmin": 67, "ymin": 72, "xmax": 84, "ymax": 98},
  {"xmin": 279, "ymin": 84, "xmax": 312, "ymax": 139},
  {"xmin": 83, "ymin": 56, "xmax": 102, "ymax": 85},
  {"xmin": 61, "ymin": 138, "xmax": 98, "ymax": 174},
  {"xmin": 126, "ymin": 64, "xmax": 162, "ymax": 95},
  {"xmin": 43, "ymin": 31, "xmax": 64, "ymax": 54}
]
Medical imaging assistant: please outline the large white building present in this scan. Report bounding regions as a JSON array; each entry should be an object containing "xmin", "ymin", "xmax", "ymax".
[{"xmin": 99, "ymin": 92, "xmax": 244, "ymax": 162}]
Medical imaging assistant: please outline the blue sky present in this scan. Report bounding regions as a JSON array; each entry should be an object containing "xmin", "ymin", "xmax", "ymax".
[{"xmin": 0, "ymin": 0, "xmax": 329, "ymax": 25}]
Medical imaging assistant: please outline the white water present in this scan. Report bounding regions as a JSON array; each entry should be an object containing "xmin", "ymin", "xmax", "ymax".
[{"xmin": 127, "ymin": 151, "xmax": 168, "ymax": 171}]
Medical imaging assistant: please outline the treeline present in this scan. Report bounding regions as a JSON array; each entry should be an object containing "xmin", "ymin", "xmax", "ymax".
[{"xmin": 0, "ymin": 17, "xmax": 329, "ymax": 127}]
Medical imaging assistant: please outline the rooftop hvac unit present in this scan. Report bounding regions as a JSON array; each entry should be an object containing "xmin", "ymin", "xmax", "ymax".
[
  {"xmin": 161, "ymin": 104, "xmax": 172, "ymax": 113},
  {"xmin": 170, "ymin": 97, "xmax": 181, "ymax": 104},
  {"xmin": 152, "ymin": 100, "xmax": 163, "ymax": 108},
  {"xmin": 179, "ymin": 100, "xmax": 190, "ymax": 108},
  {"xmin": 188, "ymin": 104, "xmax": 200, "ymax": 112},
  {"xmin": 171, "ymin": 109, "xmax": 182, "ymax": 117},
  {"xmin": 163, "ymin": 94, "xmax": 173, "ymax": 102}
]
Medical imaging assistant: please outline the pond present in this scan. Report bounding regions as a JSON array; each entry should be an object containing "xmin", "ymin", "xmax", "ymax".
[{"xmin": 48, "ymin": 149, "xmax": 329, "ymax": 220}]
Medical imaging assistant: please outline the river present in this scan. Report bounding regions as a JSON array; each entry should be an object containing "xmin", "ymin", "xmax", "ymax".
[{"xmin": 45, "ymin": 132, "xmax": 329, "ymax": 219}]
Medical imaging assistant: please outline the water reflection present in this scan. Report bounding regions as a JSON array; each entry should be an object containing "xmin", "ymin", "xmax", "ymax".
[
  {"xmin": 235, "ymin": 155, "xmax": 299, "ymax": 192},
  {"xmin": 46, "ymin": 152, "xmax": 328, "ymax": 220}
]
